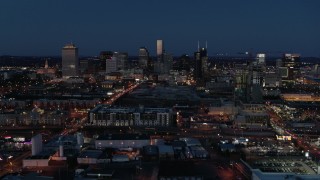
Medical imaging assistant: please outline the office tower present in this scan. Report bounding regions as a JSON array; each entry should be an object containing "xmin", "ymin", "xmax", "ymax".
[
  {"xmin": 163, "ymin": 53, "xmax": 173, "ymax": 74},
  {"xmin": 155, "ymin": 39, "xmax": 173, "ymax": 74},
  {"xmin": 154, "ymin": 52, "xmax": 173, "ymax": 74},
  {"xmin": 62, "ymin": 43, "xmax": 79, "ymax": 78},
  {"xmin": 281, "ymin": 54, "xmax": 300, "ymax": 81},
  {"xmin": 154, "ymin": 40, "xmax": 173, "ymax": 74},
  {"xmin": 264, "ymin": 71, "xmax": 281, "ymax": 88},
  {"xmin": 174, "ymin": 54, "xmax": 191, "ymax": 71},
  {"xmin": 248, "ymin": 66, "xmax": 264, "ymax": 103},
  {"xmin": 157, "ymin": 40, "xmax": 163, "ymax": 57},
  {"xmin": 256, "ymin": 53, "xmax": 266, "ymax": 65},
  {"xmin": 113, "ymin": 52, "xmax": 128, "ymax": 70},
  {"xmin": 276, "ymin": 59, "xmax": 283, "ymax": 69},
  {"xmin": 242, "ymin": 53, "xmax": 266, "ymax": 103},
  {"xmin": 249, "ymin": 53, "xmax": 266, "ymax": 86},
  {"xmin": 99, "ymin": 51, "xmax": 113, "ymax": 71},
  {"xmin": 194, "ymin": 51, "xmax": 201, "ymax": 79},
  {"xmin": 201, "ymin": 48, "xmax": 208, "ymax": 76},
  {"xmin": 79, "ymin": 59, "xmax": 89, "ymax": 74},
  {"xmin": 106, "ymin": 57, "xmax": 117, "ymax": 73},
  {"xmin": 194, "ymin": 47, "xmax": 208, "ymax": 81},
  {"xmin": 100, "ymin": 51, "xmax": 113, "ymax": 60},
  {"xmin": 139, "ymin": 47, "xmax": 149, "ymax": 69}
]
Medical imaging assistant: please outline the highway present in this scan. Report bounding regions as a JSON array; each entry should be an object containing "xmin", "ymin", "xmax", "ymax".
[
  {"xmin": 267, "ymin": 105, "xmax": 320, "ymax": 159},
  {"xmin": 60, "ymin": 83, "xmax": 141, "ymax": 136},
  {"xmin": 103, "ymin": 82, "xmax": 140, "ymax": 105},
  {"xmin": 0, "ymin": 151, "xmax": 31, "ymax": 177}
]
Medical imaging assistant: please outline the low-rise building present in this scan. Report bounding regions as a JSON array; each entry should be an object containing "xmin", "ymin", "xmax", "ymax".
[
  {"xmin": 89, "ymin": 105, "xmax": 172, "ymax": 127},
  {"xmin": 239, "ymin": 158, "xmax": 320, "ymax": 180},
  {"xmin": 23, "ymin": 155, "xmax": 51, "ymax": 167},
  {"xmin": 234, "ymin": 103, "xmax": 269, "ymax": 129},
  {"xmin": 95, "ymin": 134, "xmax": 150, "ymax": 149},
  {"xmin": 77, "ymin": 150, "xmax": 103, "ymax": 164}
]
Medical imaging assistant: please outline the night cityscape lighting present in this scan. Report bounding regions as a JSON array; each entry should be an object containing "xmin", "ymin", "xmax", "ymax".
[{"xmin": 1, "ymin": 1, "xmax": 320, "ymax": 180}]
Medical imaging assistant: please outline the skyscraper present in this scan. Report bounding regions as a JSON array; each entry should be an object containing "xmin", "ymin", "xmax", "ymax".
[
  {"xmin": 113, "ymin": 52, "xmax": 128, "ymax": 70},
  {"xmin": 62, "ymin": 43, "xmax": 79, "ymax": 78},
  {"xmin": 256, "ymin": 53, "xmax": 266, "ymax": 65},
  {"xmin": 154, "ymin": 52, "xmax": 173, "ymax": 74},
  {"xmin": 138, "ymin": 47, "xmax": 149, "ymax": 69},
  {"xmin": 106, "ymin": 57, "xmax": 117, "ymax": 73},
  {"xmin": 157, "ymin": 40, "xmax": 163, "ymax": 57},
  {"xmin": 194, "ymin": 47, "xmax": 208, "ymax": 81},
  {"xmin": 281, "ymin": 53, "xmax": 300, "ymax": 81},
  {"xmin": 99, "ymin": 51, "xmax": 113, "ymax": 72}
]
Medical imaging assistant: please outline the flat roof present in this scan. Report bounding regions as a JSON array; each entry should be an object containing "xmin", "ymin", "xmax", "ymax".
[
  {"xmin": 78, "ymin": 150, "xmax": 103, "ymax": 159},
  {"xmin": 96, "ymin": 134, "xmax": 150, "ymax": 141},
  {"xmin": 26, "ymin": 155, "xmax": 51, "ymax": 160},
  {"xmin": 90, "ymin": 105, "xmax": 170, "ymax": 114},
  {"xmin": 249, "ymin": 158, "xmax": 318, "ymax": 175}
]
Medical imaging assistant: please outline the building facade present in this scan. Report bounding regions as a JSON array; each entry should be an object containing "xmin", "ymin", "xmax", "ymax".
[
  {"xmin": 157, "ymin": 40, "xmax": 163, "ymax": 57},
  {"xmin": 138, "ymin": 47, "xmax": 150, "ymax": 69},
  {"xmin": 62, "ymin": 43, "xmax": 79, "ymax": 78},
  {"xmin": 89, "ymin": 105, "xmax": 172, "ymax": 127},
  {"xmin": 281, "ymin": 53, "xmax": 300, "ymax": 82},
  {"xmin": 95, "ymin": 134, "xmax": 150, "ymax": 149}
]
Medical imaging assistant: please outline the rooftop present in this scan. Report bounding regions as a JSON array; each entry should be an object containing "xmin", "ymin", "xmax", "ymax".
[
  {"xmin": 90, "ymin": 105, "xmax": 170, "ymax": 114},
  {"xmin": 96, "ymin": 134, "xmax": 150, "ymax": 141},
  {"xmin": 78, "ymin": 150, "xmax": 103, "ymax": 159},
  {"xmin": 63, "ymin": 43, "xmax": 77, "ymax": 49},
  {"xmin": 248, "ymin": 158, "xmax": 319, "ymax": 176}
]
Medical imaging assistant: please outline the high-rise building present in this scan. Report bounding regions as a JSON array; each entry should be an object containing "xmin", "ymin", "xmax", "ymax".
[
  {"xmin": 174, "ymin": 54, "xmax": 191, "ymax": 71},
  {"xmin": 250, "ymin": 54, "xmax": 266, "ymax": 86},
  {"xmin": 154, "ymin": 40, "xmax": 173, "ymax": 74},
  {"xmin": 194, "ymin": 47, "xmax": 208, "ymax": 81},
  {"xmin": 157, "ymin": 40, "xmax": 163, "ymax": 57},
  {"xmin": 154, "ymin": 52, "xmax": 173, "ymax": 74},
  {"xmin": 106, "ymin": 57, "xmax": 117, "ymax": 73},
  {"xmin": 276, "ymin": 59, "xmax": 283, "ymax": 68},
  {"xmin": 256, "ymin": 53, "xmax": 266, "ymax": 65},
  {"xmin": 139, "ymin": 47, "xmax": 150, "ymax": 69},
  {"xmin": 281, "ymin": 53, "xmax": 300, "ymax": 81},
  {"xmin": 100, "ymin": 51, "xmax": 113, "ymax": 60},
  {"xmin": 163, "ymin": 53, "xmax": 173, "ymax": 74},
  {"xmin": 99, "ymin": 51, "xmax": 113, "ymax": 72},
  {"xmin": 113, "ymin": 52, "xmax": 128, "ymax": 70},
  {"xmin": 62, "ymin": 43, "xmax": 79, "ymax": 78}
]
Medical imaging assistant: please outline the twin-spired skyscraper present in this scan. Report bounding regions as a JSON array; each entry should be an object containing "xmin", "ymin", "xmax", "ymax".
[{"xmin": 62, "ymin": 43, "xmax": 79, "ymax": 78}]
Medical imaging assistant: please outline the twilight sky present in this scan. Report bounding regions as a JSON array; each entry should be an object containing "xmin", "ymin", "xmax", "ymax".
[{"xmin": 0, "ymin": 0, "xmax": 319, "ymax": 57}]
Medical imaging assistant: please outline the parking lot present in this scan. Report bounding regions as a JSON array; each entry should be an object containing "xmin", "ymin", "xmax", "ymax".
[{"xmin": 251, "ymin": 158, "xmax": 317, "ymax": 175}]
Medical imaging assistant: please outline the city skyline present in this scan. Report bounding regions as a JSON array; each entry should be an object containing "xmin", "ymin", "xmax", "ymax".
[{"xmin": 0, "ymin": 0, "xmax": 320, "ymax": 56}]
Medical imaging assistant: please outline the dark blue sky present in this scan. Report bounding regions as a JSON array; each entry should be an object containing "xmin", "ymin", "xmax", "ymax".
[{"xmin": 0, "ymin": 0, "xmax": 319, "ymax": 57}]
